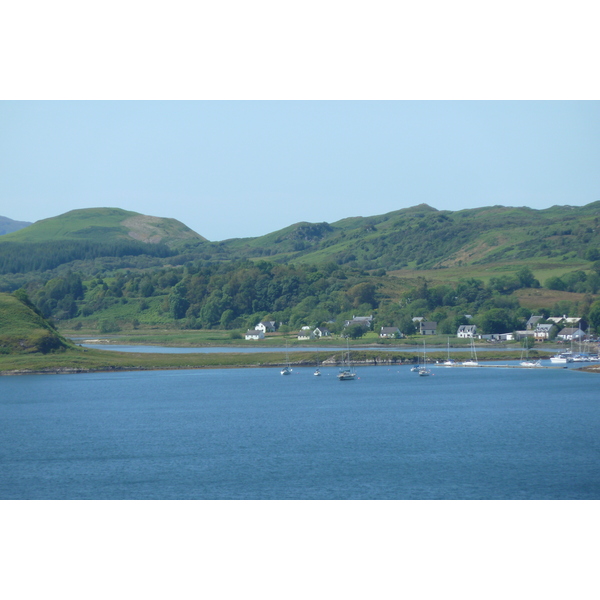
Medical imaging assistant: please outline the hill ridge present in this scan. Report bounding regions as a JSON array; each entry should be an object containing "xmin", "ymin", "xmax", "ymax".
[{"xmin": 0, "ymin": 207, "xmax": 207, "ymax": 246}]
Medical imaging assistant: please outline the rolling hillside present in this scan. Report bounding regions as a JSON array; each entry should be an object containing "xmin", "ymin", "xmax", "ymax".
[
  {"xmin": 222, "ymin": 202, "xmax": 600, "ymax": 271},
  {"xmin": 0, "ymin": 202, "xmax": 598, "ymax": 287},
  {"xmin": 0, "ymin": 207, "xmax": 206, "ymax": 246},
  {"xmin": 0, "ymin": 208, "xmax": 208, "ymax": 274},
  {"xmin": 0, "ymin": 291, "xmax": 72, "ymax": 353}
]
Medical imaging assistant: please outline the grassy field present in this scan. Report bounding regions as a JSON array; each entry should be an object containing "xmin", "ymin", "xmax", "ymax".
[
  {"xmin": 60, "ymin": 326, "xmax": 534, "ymax": 349},
  {"xmin": 514, "ymin": 288, "xmax": 594, "ymax": 309},
  {"xmin": 388, "ymin": 258, "xmax": 592, "ymax": 287}
]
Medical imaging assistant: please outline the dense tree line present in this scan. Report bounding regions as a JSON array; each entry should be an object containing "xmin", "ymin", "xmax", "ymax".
[
  {"xmin": 0, "ymin": 240, "xmax": 176, "ymax": 274},
  {"xmin": 22, "ymin": 261, "xmax": 384, "ymax": 331},
  {"xmin": 20, "ymin": 259, "xmax": 600, "ymax": 335}
]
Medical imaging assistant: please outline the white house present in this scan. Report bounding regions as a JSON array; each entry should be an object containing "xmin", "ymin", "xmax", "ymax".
[
  {"xmin": 298, "ymin": 330, "xmax": 315, "ymax": 341},
  {"xmin": 256, "ymin": 321, "xmax": 276, "ymax": 333},
  {"xmin": 457, "ymin": 325, "xmax": 477, "ymax": 338},
  {"xmin": 534, "ymin": 324, "xmax": 555, "ymax": 340},
  {"xmin": 245, "ymin": 329, "xmax": 265, "ymax": 340},
  {"xmin": 313, "ymin": 327, "xmax": 331, "ymax": 338},
  {"xmin": 380, "ymin": 327, "xmax": 401, "ymax": 338},
  {"xmin": 480, "ymin": 332, "xmax": 515, "ymax": 341}
]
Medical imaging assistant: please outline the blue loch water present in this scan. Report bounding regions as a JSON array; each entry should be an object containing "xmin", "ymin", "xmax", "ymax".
[{"xmin": 1, "ymin": 365, "xmax": 599, "ymax": 499}]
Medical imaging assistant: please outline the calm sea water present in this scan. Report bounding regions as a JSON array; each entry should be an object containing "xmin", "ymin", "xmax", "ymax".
[{"xmin": 1, "ymin": 365, "xmax": 599, "ymax": 499}]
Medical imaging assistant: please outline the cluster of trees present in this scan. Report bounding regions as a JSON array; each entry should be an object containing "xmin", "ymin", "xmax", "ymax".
[
  {"xmin": 18, "ymin": 259, "xmax": 600, "ymax": 336},
  {"xmin": 0, "ymin": 240, "xmax": 175, "ymax": 274},
  {"xmin": 545, "ymin": 265, "xmax": 600, "ymax": 294},
  {"xmin": 22, "ymin": 261, "xmax": 383, "ymax": 332}
]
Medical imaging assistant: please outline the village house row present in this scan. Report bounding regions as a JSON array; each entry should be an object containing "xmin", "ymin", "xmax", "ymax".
[{"xmin": 243, "ymin": 315, "xmax": 590, "ymax": 342}]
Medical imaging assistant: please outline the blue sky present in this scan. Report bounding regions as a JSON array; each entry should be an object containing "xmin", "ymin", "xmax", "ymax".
[{"xmin": 1, "ymin": 101, "xmax": 599, "ymax": 241}]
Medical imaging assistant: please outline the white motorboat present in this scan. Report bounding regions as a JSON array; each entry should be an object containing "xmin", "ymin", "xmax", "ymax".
[{"xmin": 550, "ymin": 353, "xmax": 573, "ymax": 364}]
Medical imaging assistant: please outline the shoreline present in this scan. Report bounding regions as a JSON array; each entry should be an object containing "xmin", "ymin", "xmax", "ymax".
[{"xmin": 2, "ymin": 358, "xmax": 596, "ymax": 377}]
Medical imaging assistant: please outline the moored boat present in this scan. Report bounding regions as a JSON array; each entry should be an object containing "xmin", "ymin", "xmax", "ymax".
[
  {"xmin": 337, "ymin": 340, "xmax": 356, "ymax": 380},
  {"xmin": 462, "ymin": 339, "xmax": 479, "ymax": 366}
]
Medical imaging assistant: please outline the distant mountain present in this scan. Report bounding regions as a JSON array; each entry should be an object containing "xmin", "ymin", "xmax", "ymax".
[
  {"xmin": 0, "ymin": 207, "xmax": 206, "ymax": 247},
  {"xmin": 0, "ymin": 216, "xmax": 32, "ymax": 236}
]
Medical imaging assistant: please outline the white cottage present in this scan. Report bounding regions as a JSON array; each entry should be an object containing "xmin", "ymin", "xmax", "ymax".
[
  {"xmin": 534, "ymin": 324, "xmax": 555, "ymax": 340},
  {"xmin": 256, "ymin": 321, "xmax": 276, "ymax": 333},
  {"xmin": 245, "ymin": 329, "xmax": 265, "ymax": 340},
  {"xmin": 457, "ymin": 325, "xmax": 477, "ymax": 338},
  {"xmin": 297, "ymin": 330, "xmax": 315, "ymax": 340},
  {"xmin": 313, "ymin": 327, "xmax": 331, "ymax": 338},
  {"xmin": 380, "ymin": 327, "xmax": 401, "ymax": 338}
]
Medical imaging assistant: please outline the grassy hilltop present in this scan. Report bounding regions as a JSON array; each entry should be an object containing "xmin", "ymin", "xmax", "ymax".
[
  {"xmin": 0, "ymin": 208, "xmax": 208, "ymax": 275},
  {"xmin": 0, "ymin": 207, "xmax": 206, "ymax": 246}
]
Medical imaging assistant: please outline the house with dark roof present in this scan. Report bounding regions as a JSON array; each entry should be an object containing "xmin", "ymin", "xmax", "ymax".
[
  {"xmin": 344, "ymin": 315, "xmax": 373, "ymax": 329},
  {"xmin": 557, "ymin": 327, "xmax": 585, "ymax": 341},
  {"xmin": 526, "ymin": 315, "xmax": 543, "ymax": 330},
  {"xmin": 420, "ymin": 321, "xmax": 437, "ymax": 335}
]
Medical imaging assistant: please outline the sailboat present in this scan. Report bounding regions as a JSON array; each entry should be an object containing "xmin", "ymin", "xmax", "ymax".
[
  {"xmin": 520, "ymin": 340, "xmax": 541, "ymax": 367},
  {"xmin": 462, "ymin": 338, "xmax": 479, "ymax": 367},
  {"xmin": 443, "ymin": 337, "xmax": 457, "ymax": 366},
  {"xmin": 418, "ymin": 340, "xmax": 431, "ymax": 376},
  {"xmin": 281, "ymin": 339, "xmax": 292, "ymax": 375},
  {"xmin": 337, "ymin": 339, "xmax": 356, "ymax": 380},
  {"xmin": 314, "ymin": 356, "xmax": 321, "ymax": 376}
]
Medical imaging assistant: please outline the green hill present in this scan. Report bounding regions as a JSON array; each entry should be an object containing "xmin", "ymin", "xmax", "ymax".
[
  {"xmin": 0, "ymin": 291, "xmax": 72, "ymax": 353},
  {"xmin": 222, "ymin": 201, "xmax": 600, "ymax": 270},
  {"xmin": 0, "ymin": 208, "xmax": 208, "ymax": 274},
  {"xmin": 3, "ymin": 202, "xmax": 599, "ymax": 277},
  {"xmin": 0, "ymin": 207, "xmax": 206, "ymax": 246}
]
